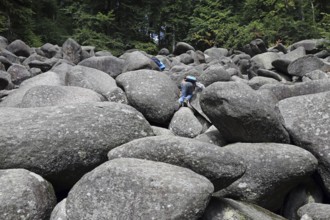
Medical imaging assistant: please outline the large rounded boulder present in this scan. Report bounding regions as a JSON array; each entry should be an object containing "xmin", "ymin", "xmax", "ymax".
[
  {"xmin": 116, "ymin": 70, "xmax": 179, "ymax": 125},
  {"xmin": 215, "ymin": 143, "xmax": 318, "ymax": 211},
  {"xmin": 0, "ymin": 102, "xmax": 154, "ymax": 192},
  {"xmin": 108, "ymin": 135, "xmax": 245, "ymax": 191},
  {"xmin": 278, "ymin": 91, "xmax": 330, "ymax": 197},
  {"xmin": 20, "ymin": 85, "xmax": 105, "ymax": 108},
  {"xmin": 200, "ymin": 82, "xmax": 290, "ymax": 143},
  {"xmin": 66, "ymin": 158, "xmax": 214, "ymax": 220},
  {"xmin": 0, "ymin": 169, "xmax": 56, "ymax": 220}
]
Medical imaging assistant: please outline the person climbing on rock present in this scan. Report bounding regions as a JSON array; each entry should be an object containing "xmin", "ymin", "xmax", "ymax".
[{"xmin": 178, "ymin": 75, "xmax": 204, "ymax": 107}]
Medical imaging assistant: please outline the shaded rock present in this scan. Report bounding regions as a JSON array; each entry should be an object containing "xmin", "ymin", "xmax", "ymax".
[
  {"xmin": 278, "ymin": 91, "xmax": 330, "ymax": 197},
  {"xmin": 194, "ymin": 125, "xmax": 227, "ymax": 147},
  {"xmin": 20, "ymin": 85, "xmax": 105, "ymax": 108},
  {"xmin": 22, "ymin": 53, "xmax": 47, "ymax": 67},
  {"xmin": 0, "ymin": 102, "xmax": 154, "ymax": 192},
  {"xmin": 0, "ymin": 70, "xmax": 11, "ymax": 90},
  {"xmin": 62, "ymin": 38, "xmax": 82, "ymax": 64},
  {"xmin": 66, "ymin": 158, "xmax": 213, "ymax": 220},
  {"xmin": 173, "ymin": 42, "xmax": 195, "ymax": 55},
  {"xmin": 0, "ymin": 169, "xmax": 56, "ymax": 220},
  {"xmin": 169, "ymin": 107, "xmax": 203, "ymax": 138},
  {"xmin": 243, "ymin": 39, "xmax": 267, "ymax": 56},
  {"xmin": 199, "ymin": 65, "xmax": 231, "ymax": 87},
  {"xmin": 179, "ymin": 53, "xmax": 194, "ymax": 64},
  {"xmin": 50, "ymin": 199, "xmax": 67, "ymax": 220},
  {"xmin": 78, "ymin": 56, "xmax": 124, "ymax": 78},
  {"xmin": 6, "ymin": 39, "xmax": 31, "ymax": 57},
  {"xmin": 29, "ymin": 67, "xmax": 42, "ymax": 77},
  {"xmin": 28, "ymin": 58, "xmax": 57, "ymax": 72},
  {"xmin": 202, "ymin": 197, "xmax": 286, "ymax": 220},
  {"xmin": 116, "ymin": 70, "xmax": 179, "ymax": 125},
  {"xmin": 0, "ymin": 48, "xmax": 20, "ymax": 64},
  {"xmin": 0, "ymin": 55, "xmax": 12, "ymax": 69},
  {"xmin": 151, "ymin": 125, "xmax": 175, "ymax": 136},
  {"xmin": 315, "ymin": 49, "xmax": 330, "ymax": 59},
  {"xmin": 288, "ymin": 55, "xmax": 325, "ymax": 77},
  {"xmin": 248, "ymin": 76, "xmax": 280, "ymax": 90},
  {"xmin": 108, "ymin": 135, "xmax": 245, "ymax": 191},
  {"xmin": 41, "ymin": 43, "xmax": 62, "ymax": 58},
  {"xmin": 215, "ymin": 143, "xmax": 318, "ymax": 211},
  {"xmin": 281, "ymin": 178, "xmax": 323, "ymax": 220},
  {"xmin": 200, "ymin": 82, "xmax": 290, "ymax": 143},
  {"xmin": 272, "ymin": 59, "xmax": 291, "ymax": 74},
  {"xmin": 259, "ymin": 79, "xmax": 330, "ymax": 101},
  {"xmin": 158, "ymin": 48, "xmax": 170, "ymax": 56},
  {"xmin": 257, "ymin": 68, "xmax": 283, "ymax": 81},
  {"xmin": 7, "ymin": 63, "xmax": 31, "ymax": 84}
]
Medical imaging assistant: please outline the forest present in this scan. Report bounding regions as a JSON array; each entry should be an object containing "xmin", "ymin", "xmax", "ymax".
[{"xmin": 0, "ymin": 0, "xmax": 329, "ymax": 56}]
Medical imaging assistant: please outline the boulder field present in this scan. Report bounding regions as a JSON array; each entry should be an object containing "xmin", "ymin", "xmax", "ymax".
[{"xmin": 0, "ymin": 36, "xmax": 330, "ymax": 219}]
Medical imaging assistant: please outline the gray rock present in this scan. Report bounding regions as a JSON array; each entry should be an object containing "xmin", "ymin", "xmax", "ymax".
[
  {"xmin": 259, "ymin": 79, "xmax": 330, "ymax": 101},
  {"xmin": 298, "ymin": 203, "xmax": 330, "ymax": 220},
  {"xmin": 315, "ymin": 49, "xmax": 330, "ymax": 59},
  {"xmin": 0, "ymin": 49, "xmax": 20, "ymax": 64},
  {"xmin": 199, "ymin": 65, "xmax": 231, "ymax": 87},
  {"xmin": 0, "ymin": 36, "xmax": 8, "ymax": 49},
  {"xmin": 288, "ymin": 55, "xmax": 325, "ymax": 77},
  {"xmin": 0, "ymin": 102, "xmax": 154, "ymax": 192},
  {"xmin": 289, "ymin": 39, "xmax": 327, "ymax": 53},
  {"xmin": 173, "ymin": 42, "xmax": 195, "ymax": 55},
  {"xmin": 257, "ymin": 68, "xmax": 283, "ymax": 81},
  {"xmin": 116, "ymin": 70, "xmax": 179, "ymax": 125},
  {"xmin": 78, "ymin": 56, "xmax": 125, "ymax": 78},
  {"xmin": 200, "ymin": 82, "xmax": 290, "ymax": 143},
  {"xmin": 215, "ymin": 143, "xmax": 318, "ymax": 211},
  {"xmin": 0, "ymin": 55, "xmax": 12, "ymax": 69},
  {"xmin": 179, "ymin": 53, "xmax": 194, "ymax": 64},
  {"xmin": 204, "ymin": 47, "xmax": 228, "ymax": 60},
  {"xmin": 95, "ymin": 50, "xmax": 112, "ymax": 57},
  {"xmin": 65, "ymin": 65, "xmax": 119, "ymax": 100},
  {"xmin": 122, "ymin": 51, "xmax": 157, "ymax": 72},
  {"xmin": 28, "ymin": 58, "xmax": 57, "ymax": 72},
  {"xmin": 7, "ymin": 63, "xmax": 31, "ymax": 84},
  {"xmin": 62, "ymin": 38, "xmax": 82, "ymax": 64},
  {"xmin": 248, "ymin": 76, "xmax": 280, "ymax": 90},
  {"xmin": 278, "ymin": 91, "xmax": 330, "ymax": 197},
  {"xmin": 251, "ymin": 52, "xmax": 280, "ymax": 69},
  {"xmin": 0, "ymin": 71, "xmax": 64, "ymax": 107},
  {"xmin": 158, "ymin": 48, "xmax": 170, "ymax": 56},
  {"xmin": 22, "ymin": 53, "xmax": 47, "ymax": 67},
  {"xmin": 151, "ymin": 125, "xmax": 175, "ymax": 136},
  {"xmin": 194, "ymin": 125, "xmax": 227, "ymax": 147},
  {"xmin": 20, "ymin": 85, "xmax": 105, "ymax": 108},
  {"xmin": 66, "ymin": 158, "xmax": 213, "ymax": 220},
  {"xmin": 0, "ymin": 169, "xmax": 56, "ymax": 220},
  {"xmin": 41, "ymin": 43, "xmax": 62, "ymax": 58},
  {"xmin": 281, "ymin": 178, "xmax": 323, "ymax": 220},
  {"xmin": 29, "ymin": 67, "xmax": 42, "ymax": 77},
  {"xmin": 169, "ymin": 107, "xmax": 203, "ymax": 138},
  {"xmin": 50, "ymin": 199, "xmax": 67, "ymax": 220},
  {"xmin": 108, "ymin": 135, "xmax": 245, "ymax": 191},
  {"xmin": 6, "ymin": 39, "xmax": 31, "ymax": 57},
  {"xmin": 302, "ymin": 69, "xmax": 329, "ymax": 82},
  {"xmin": 202, "ymin": 197, "xmax": 286, "ymax": 220},
  {"xmin": 281, "ymin": 46, "xmax": 306, "ymax": 62}
]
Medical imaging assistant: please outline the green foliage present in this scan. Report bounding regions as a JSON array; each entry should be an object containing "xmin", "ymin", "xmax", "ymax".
[{"xmin": 132, "ymin": 41, "xmax": 158, "ymax": 55}]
